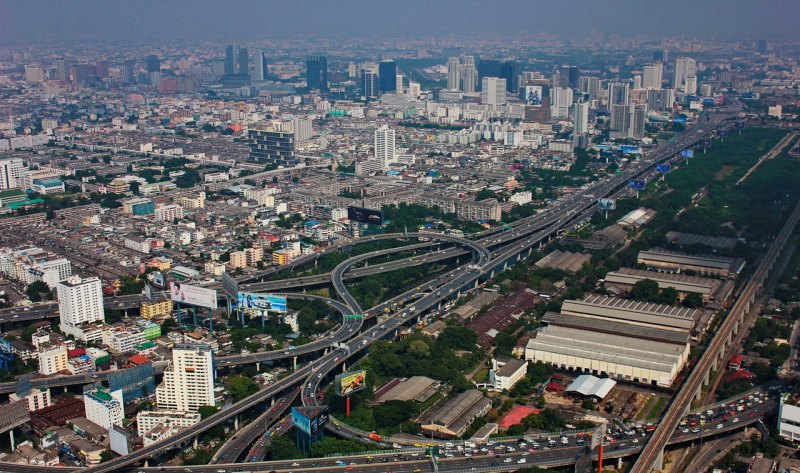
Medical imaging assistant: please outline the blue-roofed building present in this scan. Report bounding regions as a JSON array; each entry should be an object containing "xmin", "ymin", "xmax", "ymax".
[{"xmin": 31, "ymin": 179, "xmax": 65, "ymax": 195}]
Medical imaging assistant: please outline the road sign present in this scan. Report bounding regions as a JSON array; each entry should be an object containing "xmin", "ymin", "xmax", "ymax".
[
  {"xmin": 343, "ymin": 314, "xmax": 363, "ymax": 319},
  {"xmin": 656, "ymin": 164, "xmax": 671, "ymax": 173}
]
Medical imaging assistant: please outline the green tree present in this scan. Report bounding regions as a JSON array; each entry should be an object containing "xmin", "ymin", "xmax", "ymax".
[
  {"xmin": 99, "ymin": 450, "xmax": 113, "ymax": 463},
  {"xmin": 437, "ymin": 326, "xmax": 478, "ymax": 351},
  {"xmin": 373, "ymin": 400, "xmax": 414, "ymax": 427},
  {"xmin": 658, "ymin": 287, "xmax": 680, "ymax": 305},
  {"xmin": 630, "ymin": 279, "xmax": 660, "ymax": 302},
  {"xmin": 227, "ymin": 375, "xmax": 258, "ymax": 402},
  {"xmin": 408, "ymin": 340, "xmax": 430, "ymax": 358},
  {"xmin": 25, "ymin": 280, "xmax": 51, "ymax": 302},
  {"xmin": 197, "ymin": 405, "xmax": 219, "ymax": 419},
  {"xmin": 683, "ymin": 293, "xmax": 704, "ymax": 308}
]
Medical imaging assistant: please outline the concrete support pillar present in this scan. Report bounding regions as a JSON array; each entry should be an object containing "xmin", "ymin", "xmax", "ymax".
[
  {"xmin": 144, "ymin": 460, "xmax": 149, "ymax": 468},
  {"xmin": 193, "ymin": 436, "xmax": 198, "ymax": 449},
  {"xmin": 654, "ymin": 448, "xmax": 664, "ymax": 471},
  {"xmin": 9, "ymin": 429, "xmax": 14, "ymax": 451},
  {"xmin": 711, "ymin": 357, "xmax": 718, "ymax": 373},
  {"xmin": 394, "ymin": 328, "xmax": 398, "ymax": 338},
  {"xmin": 342, "ymin": 362, "xmax": 347, "ymax": 372},
  {"xmin": 617, "ymin": 457, "xmax": 623, "ymax": 469},
  {"xmin": 417, "ymin": 315, "xmax": 421, "ymax": 324},
  {"xmin": 695, "ymin": 386, "xmax": 703, "ymax": 401},
  {"xmin": 292, "ymin": 356, "xmax": 297, "ymax": 371},
  {"xmin": 235, "ymin": 415, "xmax": 239, "ymax": 431},
  {"xmin": 703, "ymin": 371, "xmax": 710, "ymax": 387},
  {"xmin": 256, "ymin": 362, "xmax": 260, "ymax": 372},
  {"xmin": 271, "ymin": 397, "xmax": 275, "ymax": 407},
  {"xmin": 324, "ymin": 348, "xmax": 328, "ymax": 356}
]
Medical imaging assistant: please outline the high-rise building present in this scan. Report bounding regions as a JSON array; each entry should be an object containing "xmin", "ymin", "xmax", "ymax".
[
  {"xmin": 610, "ymin": 104, "xmax": 630, "ymax": 139},
  {"xmin": 555, "ymin": 65, "xmax": 579, "ymax": 89},
  {"xmin": 248, "ymin": 128, "xmax": 297, "ymax": 167},
  {"xmin": 120, "ymin": 60, "xmax": 135, "ymax": 84},
  {"xmin": 255, "ymin": 51, "xmax": 269, "ymax": 81},
  {"xmin": 0, "ymin": 158, "xmax": 25, "ymax": 190},
  {"xmin": 646, "ymin": 88, "xmax": 675, "ymax": 112},
  {"xmin": 642, "ymin": 63, "xmax": 663, "ymax": 90},
  {"xmin": 306, "ymin": 56, "xmax": 328, "ymax": 92},
  {"xmin": 95, "ymin": 60, "xmax": 109, "ymax": 79},
  {"xmin": 447, "ymin": 57, "xmax": 461, "ymax": 91},
  {"xmin": 684, "ymin": 76, "xmax": 698, "ymax": 95},
  {"xmin": 629, "ymin": 104, "xmax": 647, "ymax": 140},
  {"xmin": 756, "ymin": 39, "xmax": 768, "ymax": 54},
  {"xmin": 145, "ymin": 55, "xmax": 160, "ymax": 73},
  {"xmin": 408, "ymin": 81, "xmax": 421, "ymax": 98},
  {"xmin": 395, "ymin": 73, "xmax": 404, "ymax": 94},
  {"xmin": 608, "ymin": 81, "xmax": 629, "ymax": 107},
  {"xmin": 57, "ymin": 275, "xmax": 105, "ymax": 341},
  {"xmin": 155, "ymin": 344, "xmax": 215, "ymax": 412},
  {"xmin": 224, "ymin": 45, "xmax": 235, "ymax": 76},
  {"xmin": 481, "ymin": 77, "xmax": 507, "ymax": 105},
  {"xmin": 291, "ymin": 116, "xmax": 314, "ymax": 142},
  {"xmin": 55, "ymin": 59, "xmax": 73, "ymax": 81},
  {"xmin": 374, "ymin": 125, "xmax": 396, "ymax": 169},
  {"xmin": 572, "ymin": 101, "xmax": 589, "ymax": 134},
  {"xmin": 673, "ymin": 57, "xmax": 696, "ymax": 91},
  {"xmin": 361, "ymin": 69, "xmax": 379, "ymax": 99},
  {"xmin": 84, "ymin": 387, "xmax": 125, "ymax": 430},
  {"xmin": 477, "ymin": 59, "xmax": 502, "ymax": 90},
  {"xmin": 578, "ymin": 76, "xmax": 601, "ymax": 96},
  {"xmin": 461, "ymin": 56, "xmax": 477, "ymax": 93},
  {"xmin": 550, "ymin": 87, "xmax": 574, "ymax": 119},
  {"xmin": 501, "ymin": 61, "xmax": 516, "ymax": 92},
  {"xmin": 24, "ymin": 66, "xmax": 46, "ymax": 83},
  {"xmin": 632, "ymin": 74, "xmax": 642, "ymax": 91},
  {"xmin": 378, "ymin": 59, "xmax": 397, "ymax": 93},
  {"xmin": 237, "ymin": 46, "xmax": 249, "ymax": 77}
]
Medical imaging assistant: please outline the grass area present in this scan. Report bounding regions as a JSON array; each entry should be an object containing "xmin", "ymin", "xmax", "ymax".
[
  {"xmin": 637, "ymin": 395, "xmax": 668, "ymax": 420},
  {"xmin": 472, "ymin": 368, "xmax": 489, "ymax": 383}
]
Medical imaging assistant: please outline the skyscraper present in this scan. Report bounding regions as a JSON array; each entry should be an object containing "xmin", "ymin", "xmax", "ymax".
[
  {"xmin": 145, "ymin": 55, "xmax": 160, "ymax": 73},
  {"xmin": 361, "ymin": 69, "xmax": 379, "ymax": 99},
  {"xmin": 646, "ymin": 88, "xmax": 676, "ymax": 112},
  {"xmin": 155, "ymin": 344, "xmax": 215, "ymax": 412},
  {"xmin": 673, "ymin": 57, "xmax": 696, "ymax": 91},
  {"xmin": 374, "ymin": 125, "xmax": 396, "ymax": 169},
  {"xmin": 248, "ymin": 128, "xmax": 297, "ymax": 167},
  {"xmin": 395, "ymin": 74, "xmax": 404, "ymax": 94},
  {"xmin": 224, "ymin": 45, "xmax": 235, "ymax": 76},
  {"xmin": 461, "ymin": 56, "xmax": 477, "ymax": 93},
  {"xmin": 54, "ymin": 59, "xmax": 72, "ymax": 81},
  {"xmin": 447, "ymin": 57, "xmax": 461, "ymax": 90},
  {"xmin": 378, "ymin": 59, "xmax": 397, "ymax": 93},
  {"xmin": 572, "ymin": 101, "xmax": 589, "ymax": 134},
  {"xmin": 642, "ymin": 63, "xmax": 663, "ymax": 90},
  {"xmin": 57, "ymin": 275, "xmax": 104, "ymax": 341},
  {"xmin": 501, "ymin": 61, "xmax": 516, "ymax": 93},
  {"xmin": 607, "ymin": 81, "xmax": 629, "ymax": 107},
  {"xmin": 481, "ymin": 77, "xmax": 507, "ymax": 105},
  {"xmin": 550, "ymin": 87, "xmax": 574, "ymax": 119},
  {"xmin": 237, "ymin": 46, "xmax": 249, "ymax": 77},
  {"xmin": 120, "ymin": 60, "xmax": 135, "ymax": 84},
  {"xmin": 578, "ymin": 76, "xmax": 601, "ymax": 96},
  {"xmin": 608, "ymin": 81, "xmax": 630, "ymax": 138},
  {"xmin": 255, "ymin": 51, "xmax": 269, "ymax": 81},
  {"xmin": 306, "ymin": 56, "xmax": 328, "ymax": 92},
  {"xmin": 0, "ymin": 158, "xmax": 24, "ymax": 190}
]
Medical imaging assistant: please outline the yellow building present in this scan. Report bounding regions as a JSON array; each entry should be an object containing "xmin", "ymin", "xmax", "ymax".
[
  {"xmin": 272, "ymin": 249, "xmax": 291, "ymax": 266},
  {"xmin": 148, "ymin": 258, "xmax": 172, "ymax": 271},
  {"xmin": 140, "ymin": 299, "xmax": 172, "ymax": 319},
  {"xmin": 229, "ymin": 251, "xmax": 246, "ymax": 269}
]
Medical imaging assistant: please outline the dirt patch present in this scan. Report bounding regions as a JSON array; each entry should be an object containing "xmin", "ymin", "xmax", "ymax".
[{"xmin": 714, "ymin": 165, "xmax": 736, "ymax": 181}]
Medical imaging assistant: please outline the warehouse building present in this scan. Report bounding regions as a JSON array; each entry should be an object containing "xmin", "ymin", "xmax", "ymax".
[
  {"xmin": 534, "ymin": 250, "xmax": 591, "ymax": 274},
  {"xmin": 604, "ymin": 267, "xmax": 734, "ymax": 304},
  {"xmin": 373, "ymin": 376, "xmax": 439, "ymax": 405},
  {"xmin": 419, "ymin": 389, "xmax": 491, "ymax": 438},
  {"xmin": 525, "ymin": 296, "xmax": 695, "ymax": 387},
  {"xmin": 637, "ymin": 248, "xmax": 745, "ymax": 279}
]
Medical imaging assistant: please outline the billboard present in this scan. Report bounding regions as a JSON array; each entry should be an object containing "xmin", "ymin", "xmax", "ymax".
[
  {"xmin": 152, "ymin": 271, "xmax": 165, "ymax": 288},
  {"xmin": 347, "ymin": 206, "xmax": 384, "ymax": 225},
  {"xmin": 144, "ymin": 283, "xmax": 155, "ymax": 302},
  {"xmin": 597, "ymin": 198, "xmax": 616, "ymax": 210},
  {"xmin": 628, "ymin": 179, "xmax": 646, "ymax": 190},
  {"xmin": 335, "ymin": 370, "xmax": 367, "ymax": 396},
  {"xmin": 221, "ymin": 272, "xmax": 239, "ymax": 300},
  {"xmin": 291, "ymin": 406, "xmax": 329, "ymax": 436},
  {"xmin": 237, "ymin": 292, "xmax": 288, "ymax": 315},
  {"xmin": 524, "ymin": 85, "xmax": 543, "ymax": 106},
  {"xmin": 680, "ymin": 149, "xmax": 695, "ymax": 159},
  {"xmin": 169, "ymin": 282, "xmax": 218, "ymax": 309},
  {"xmin": 717, "ymin": 129, "xmax": 729, "ymax": 137},
  {"xmin": 735, "ymin": 122, "xmax": 745, "ymax": 129},
  {"xmin": 655, "ymin": 164, "xmax": 672, "ymax": 173},
  {"xmin": 699, "ymin": 139, "xmax": 711, "ymax": 147}
]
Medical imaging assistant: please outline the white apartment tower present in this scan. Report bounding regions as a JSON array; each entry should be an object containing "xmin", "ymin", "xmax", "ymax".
[
  {"xmin": 84, "ymin": 388, "xmax": 125, "ymax": 430},
  {"xmin": 481, "ymin": 77, "xmax": 507, "ymax": 105},
  {"xmin": 57, "ymin": 275, "xmax": 105, "ymax": 340},
  {"xmin": 447, "ymin": 57, "xmax": 461, "ymax": 91},
  {"xmin": 374, "ymin": 125, "xmax": 397, "ymax": 170},
  {"xmin": 642, "ymin": 63, "xmax": 663, "ymax": 89},
  {"xmin": 461, "ymin": 56, "xmax": 477, "ymax": 93},
  {"xmin": 674, "ymin": 57, "xmax": 697, "ymax": 92},
  {"xmin": 0, "ymin": 158, "xmax": 25, "ymax": 190},
  {"xmin": 156, "ymin": 344, "xmax": 215, "ymax": 412},
  {"xmin": 573, "ymin": 101, "xmax": 590, "ymax": 134}
]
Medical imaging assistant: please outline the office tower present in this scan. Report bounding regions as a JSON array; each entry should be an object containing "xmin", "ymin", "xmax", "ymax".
[
  {"xmin": 447, "ymin": 57, "xmax": 461, "ymax": 90},
  {"xmin": 684, "ymin": 76, "xmax": 698, "ymax": 95},
  {"xmin": 572, "ymin": 101, "xmax": 589, "ymax": 134},
  {"xmin": 248, "ymin": 128, "xmax": 297, "ymax": 167},
  {"xmin": 55, "ymin": 59, "xmax": 72, "ymax": 81},
  {"xmin": 408, "ymin": 81, "xmax": 420, "ymax": 98},
  {"xmin": 481, "ymin": 77, "xmax": 507, "ymax": 105},
  {"xmin": 224, "ymin": 45, "xmax": 235, "ymax": 76},
  {"xmin": 578, "ymin": 76, "xmax": 601, "ymax": 96},
  {"xmin": 395, "ymin": 73, "xmax": 404, "ymax": 94},
  {"xmin": 608, "ymin": 81, "xmax": 629, "ymax": 107},
  {"xmin": 255, "ymin": 51, "xmax": 268, "ymax": 81},
  {"xmin": 378, "ymin": 59, "xmax": 397, "ymax": 93},
  {"xmin": 374, "ymin": 125, "xmax": 396, "ymax": 169},
  {"xmin": 0, "ymin": 158, "xmax": 24, "ymax": 190},
  {"xmin": 756, "ymin": 39, "xmax": 768, "ymax": 54},
  {"xmin": 24, "ymin": 66, "xmax": 45, "ymax": 83},
  {"xmin": 610, "ymin": 104, "xmax": 630, "ymax": 139},
  {"xmin": 501, "ymin": 61, "xmax": 516, "ymax": 92},
  {"xmin": 642, "ymin": 63, "xmax": 663, "ymax": 89},
  {"xmin": 360, "ymin": 69, "xmax": 379, "ymax": 99},
  {"xmin": 348, "ymin": 62, "xmax": 358, "ymax": 78},
  {"xmin": 629, "ymin": 104, "xmax": 647, "ymax": 140},
  {"xmin": 57, "ymin": 275, "xmax": 105, "ymax": 340},
  {"xmin": 653, "ymin": 49, "xmax": 668, "ymax": 63},
  {"xmin": 120, "ymin": 60, "xmax": 135, "ymax": 84},
  {"xmin": 477, "ymin": 59, "xmax": 502, "ymax": 87},
  {"xmin": 673, "ymin": 57, "xmax": 696, "ymax": 91},
  {"xmin": 646, "ymin": 88, "xmax": 675, "ymax": 112},
  {"xmin": 461, "ymin": 56, "xmax": 477, "ymax": 93},
  {"xmin": 84, "ymin": 387, "xmax": 124, "ymax": 430},
  {"xmin": 145, "ymin": 55, "xmax": 160, "ymax": 73},
  {"xmin": 554, "ymin": 65, "xmax": 578, "ymax": 89},
  {"xmin": 550, "ymin": 87, "xmax": 573, "ymax": 119},
  {"xmin": 306, "ymin": 56, "xmax": 328, "ymax": 92},
  {"xmin": 95, "ymin": 60, "xmax": 109, "ymax": 79},
  {"xmin": 70, "ymin": 64, "xmax": 95, "ymax": 84},
  {"xmin": 237, "ymin": 46, "xmax": 249, "ymax": 77},
  {"xmin": 632, "ymin": 74, "xmax": 642, "ymax": 90},
  {"xmin": 291, "ymin": 116, "xmax": 314, "ymax": 142},
  {"xmin": 155, "ymin": 344, "xmax": 215, "ymax": 412}
]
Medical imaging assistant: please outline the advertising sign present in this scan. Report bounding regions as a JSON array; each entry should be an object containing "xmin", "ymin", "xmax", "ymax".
[
  {"xmin": 717, "ymin": 129, "xmax": 729, "ymax": 137},
  {"xmin": 680, "ymin": 149, "xmax": 695, "ymax": 159},
  {"xmin": 628, "ymin": 180, "xmax": 646, "ymax": 190},
  {"xmin": 735, "ymin": 122, "xmax": 745, "ymax": 129},
  {"xmin": 597, "ymin": 198, "xmax": 616, "ymax": 210},
  {"xmin": 291, "ymin": 406, "xmax": 329, "ymax": 436},
  {"xmin": 524, "ymin": 85, "xmax": 543, "ymax": 106},
  {"xmin": 347, "ymin": 206, "xmax": 384, "ymax": 225},
  {"xmin": 699, "ymin": 139, "xmax": 711, "ymax": 147},
  {"xmin": 169, "ymin": 282, "xmax": 218, "ymax": 309},
  {"xmin": 221, "ymin": 272, "xmax": 239, "ymax": 300},
  {"xmin": 335, "ymin": 370, "xmax": 367, "ymax": 396},
  {"xmin": 655, "ymin": 164, "xmax": 672, "ymax": 173},
  {"xmin": 237, "ymin": 292, "xmax": 288, "ymax": 315}
]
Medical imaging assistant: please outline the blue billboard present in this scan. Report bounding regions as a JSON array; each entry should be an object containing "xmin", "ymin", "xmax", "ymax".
[
  {"xmin": 672, "ymin": 117, "xmax": 687, "ymax": 124},
  {"xmin": 717, "ymin": 130, "xmax": 729, "ymax": 137},
  {"xmin": 699, "ymin": 139, "xmax": 711, "ymax": 147},
  {"xmin": 735, "ymin": 122, "xmax": 745, "ymax": 129},
  {"xmin": 629, "ymin": 180, "xmax": 646, "ymax": 190},
  {"xmin": 680, "ymin": 149, "xmax": 695, "ymax": 159},
  {"xmin": 703, "ymin": 98, "xmax": 716, "ymax": 106},
  {"xmin": 656, "ymin": 164, "xmax": 672, "ymax": 173},
  {"xmin": 237, "ymin": 292, "xmax": 288, "ymax": 315},
  {"xmin": 292, "ymin": 406, "xmax": 329, "ymax": 436},
  {"xmin": 597, "ymin": 198, "xmax": 616, "ymax": 210},
  {"xmin": 619, "ymin": 146, "xmax": 641, "ymax": 155}
]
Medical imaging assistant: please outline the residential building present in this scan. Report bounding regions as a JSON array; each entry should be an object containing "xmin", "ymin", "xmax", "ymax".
[
  {"xmin": 0, "ymin": 158, "xmax": 24, "ymax": 190},
  {"xmin": 136, "ymin": 410, "xmax": 201, "ymax": 437},
  {"xmin": 122, "ymin": 197, "xmax": 155, "ymax": 216},
  {"xmin": 155, "ymin": 343, "xmax": 215, "ymax": 412},
  {"xmin": 447, "ymin": 57, "xmax": 461, "ymax": 91},
  {"xmin": 83, "ymin": 387, "xmax": 124, "ymax": 430},
  {"xmin": 642, "ymin": 63, "xmax": 663, "ymax": 89},
  {"xmin": 140, "ymin": 299, "xmax": 172, "ymax": 319},
  {"xmin": 57, "ymin": 275, "xmax": 105, "ymax": 342},
  {"xmin": 38, "ymin": 346, "xmax": 68, "ymax": 375},
  {"xmin": 481, "ymin": 77, "xmax": 507, "ymax": 105},
  {"xmin": 229, "ymin": 251, "xmax": 246, "ymax": 269},
  {"xmin": 247, "ymin": 128, "xmax": 297, "ymax": 167},
  {"xmin": 177, "ymin": 193, "xmax": 205, "ymax": 209},
  {"xmin": 374, "ymin": 125, "xmax": 396, "ymax": 169},
  {"xmin": 9, "ymin": 387, "xmax": 51, "ymax": 412},
  {"xmin": 154, "ymin": 203, "xmax": 183, "ymax": 222},
  {"xmin": 102, "ymin": 327, "xmax": 146, "ymax": 354}
]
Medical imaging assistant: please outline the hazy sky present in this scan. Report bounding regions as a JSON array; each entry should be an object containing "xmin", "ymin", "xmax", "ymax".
[{"xmin": 1, "ymin": 0, "xmax": 798, "ymax": 46}]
